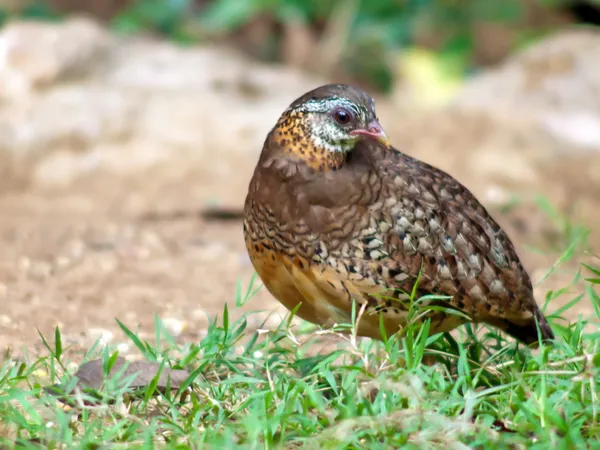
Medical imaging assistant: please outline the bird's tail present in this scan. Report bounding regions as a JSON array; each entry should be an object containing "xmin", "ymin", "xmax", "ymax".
[{"xmin": 501, "ymin": 308, "xmax": 555, "ymax": 347}]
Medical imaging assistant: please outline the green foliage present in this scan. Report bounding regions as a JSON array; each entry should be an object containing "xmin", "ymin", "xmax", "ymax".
[
  {"xmin": 112, "ymin": 0, "xmax": 194, "ymax": 42},
  {"xmin": 195, "ymin": 0, "xmax": 529, "ymax": 88},
  {"xmin": 0, "ymin": 0, "xmax": 587, "ymax": 90},
  {"xmin": 0, "ymin": 0, "xmax": 58, "ymax": 27}
]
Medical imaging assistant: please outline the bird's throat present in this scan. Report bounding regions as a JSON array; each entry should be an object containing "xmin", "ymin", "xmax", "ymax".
[{"xmin": 270, "ymin": 113, "xmax": 346, "ymax": 172}]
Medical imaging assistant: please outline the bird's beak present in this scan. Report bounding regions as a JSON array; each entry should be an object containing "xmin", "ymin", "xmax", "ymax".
[{"xmin": 350, "ymin": 119, "xmax": 390, "ymax": 147}]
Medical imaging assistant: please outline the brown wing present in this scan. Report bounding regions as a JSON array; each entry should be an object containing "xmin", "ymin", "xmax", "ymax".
[{"xmin": 364, "ymin": 144, "xmax": 553, "ymax": 343}]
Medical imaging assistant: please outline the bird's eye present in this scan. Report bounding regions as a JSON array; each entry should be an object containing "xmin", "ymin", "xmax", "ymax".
[{"xmin": 332, "ymin": 107, "xmax": 352, "ymax": 125}]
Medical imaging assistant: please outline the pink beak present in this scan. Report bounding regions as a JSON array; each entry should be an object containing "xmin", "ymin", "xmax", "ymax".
[{"xmin": 350, "ymin": 120, "xmax": 390, "ymax": 147}]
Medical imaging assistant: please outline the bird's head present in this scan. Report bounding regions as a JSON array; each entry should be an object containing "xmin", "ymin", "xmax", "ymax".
[{"xmin": 269, "ymin": 84, "xmax": 390, "ymax": 171}]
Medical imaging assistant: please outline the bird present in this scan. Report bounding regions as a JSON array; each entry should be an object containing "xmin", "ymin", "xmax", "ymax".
[{"xmin": 243, "ymin": 83, "xmax": 554, "ymax": 347}]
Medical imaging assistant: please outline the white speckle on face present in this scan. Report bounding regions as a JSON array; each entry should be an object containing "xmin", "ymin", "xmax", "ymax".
[
  {"xmin": 301, "ymin": 97, "xmax": 363, "ymax": 116},
  {"xmin": 297, "ymin": 97, "xmax": 368, "ymax": 153},
  {"xmin": 310, "ymin": 132, "xmax": 354, "ymax": 153}
]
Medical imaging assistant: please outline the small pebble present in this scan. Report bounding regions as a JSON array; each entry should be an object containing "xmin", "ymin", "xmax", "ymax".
[
  {"xmin": 18, "ymin": 257, "xmax": 31, "ymax": 271},
  {"xmin": 161, "ymin": 317, "xmax": 186, "ymax": 337},
  {"xmin": 116, "ymin": 342, "xmax": 130, "ymax": 353},
  {"xmin": 29, "ymin": 261, "xmax": 52, "ymax": 280},
  {"xmin": 0, "ymin": 315, "xmax": 12, "ymax": 326},
  {"xmin": 484, "ymin": 185, "xmax": 510, "ymax": 206},
  {"xmin": 87, "ymin": 328, "xmax": 114, "ymax": 345},
  {"xmin": 66, "ymin": 240, "xmax": 85, "ymax": 259},
  {"xmin": 191, "ymin": 308, "xmax": 208, "ymax": 321},
  {"xmin": 140, "ymin": 230, "xmax": 166, "ymax": 252},
  {"xmin": 54, "ymin": 256, "xmax": 71, "ymax": 269}
]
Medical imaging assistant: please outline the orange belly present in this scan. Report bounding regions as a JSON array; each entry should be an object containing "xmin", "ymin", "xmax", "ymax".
[
  {"xmin": 248, "ymin": 248, "xmax": 347, "ymax": 326},
  {"xmin": 245, "ymin": 242, "xmax": 432, "ymax": 340}
]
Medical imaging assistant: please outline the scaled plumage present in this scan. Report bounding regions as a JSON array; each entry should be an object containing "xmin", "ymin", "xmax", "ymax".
[{"xmin": 243, "ymin": 84, "xmax": 554, "ymax": 346}]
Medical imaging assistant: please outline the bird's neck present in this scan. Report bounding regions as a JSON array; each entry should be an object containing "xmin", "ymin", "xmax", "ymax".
[{"xmin": 266, "ymin": 114, "xmax": 347, "ymax": 172}]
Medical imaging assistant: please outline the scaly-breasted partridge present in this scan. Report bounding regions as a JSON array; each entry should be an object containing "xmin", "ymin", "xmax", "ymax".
[{"xmin": 243, "ymin": 84, "xmax": 554, "ymax": 346}]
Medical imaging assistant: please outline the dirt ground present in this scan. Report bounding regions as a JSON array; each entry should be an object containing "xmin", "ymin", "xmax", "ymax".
[
  {"xmin": 0, "ymin": 139, "xmax": 597, "ymax": 360},
  {"xmin": 0, "ymin": 162, "xmax": 294, "ymax": 356},
  {"xmin": 0, "ymin": 20, "xmax": 599, "ymax": 361}
]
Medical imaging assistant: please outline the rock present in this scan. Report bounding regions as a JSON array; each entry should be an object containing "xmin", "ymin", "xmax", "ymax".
[
  {"xmin": 85, "ymin": 327, "xmax": 114, "ymax": 345},
  {"xmin": 0, "ymin": 16, "xmax": 112, "ymax": 100},
  {"xmin": 161, "ymin": 317, "xmax": 186, "ymax": 337},
  {"xmin": 0, "ymin": 314, "xmax": 11, "ymax": 326},
  {"xmin": 452, "ymin": 28, "xmax": 600, "ymax": 152},
  {"xmin": 0, "ymin": 17, "xmax": 323, "ymax": 191},
  {"xmin": 44, "ymin": 356, "xmax": 191, "ymax": 406}
]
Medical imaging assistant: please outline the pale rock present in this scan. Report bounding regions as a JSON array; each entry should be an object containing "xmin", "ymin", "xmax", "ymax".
[
  {"xmin": 161, "ymin": 317, "xmax": 186, "ymax": 337},
  {"xmin": 483, "ymin": 185, "xmax": 511, "ymax": 206},
  {"xmin": 0, "ymin": 16, "xmax": 111, "ymax": 101},
  {"xmin": 540, "ymin": 110, "xmax": 600, "ymax": 150},
  {"xmin": 0, "ymin": 17, "xmax": 322, "ymax": 190},
  {"xmin": 453, "ymin": 28, "xmax": 600, "ymax": 152},
  {"xmin": 116, "ymin": 342, "xmax": 130, "ymax": 353},
  {"xmin": 0, "ymin": 314, "xmax": 12, "ymax": 326},
  {"xmin": 86, "ymin": 327, "xmax": 114, "ymax": 345}
]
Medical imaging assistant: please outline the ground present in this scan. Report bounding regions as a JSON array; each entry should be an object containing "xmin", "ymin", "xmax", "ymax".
[
  {"xmin": 0, "ymin": 163, "xmax": 290, "ymax": 356},
  {"xmin": 0, "ymin": 138, "xmax": 597, "ymax": 361},
  {"xmin": 0, "ymin": 19, "xmax": 599, "ymax": 361}
]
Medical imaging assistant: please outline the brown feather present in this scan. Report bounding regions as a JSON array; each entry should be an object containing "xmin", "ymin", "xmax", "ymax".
[{"xmin": 244, "ymin": 84, "xmax": 554, "ymax": 346}]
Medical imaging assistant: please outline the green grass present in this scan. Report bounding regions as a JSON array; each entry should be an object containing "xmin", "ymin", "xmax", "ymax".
[{"xmin": 1, "ymin": 262, "xmax": 599, "ymax": 449}]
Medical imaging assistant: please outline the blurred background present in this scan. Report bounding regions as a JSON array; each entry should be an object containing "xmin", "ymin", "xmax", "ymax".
[
  {"xmin": 0, "ymin": 0, "xmax": 599, "ymax": 355},
  {"xmin": 2, "ymin": 0, "xmax": 600, "ymax": 92}
]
